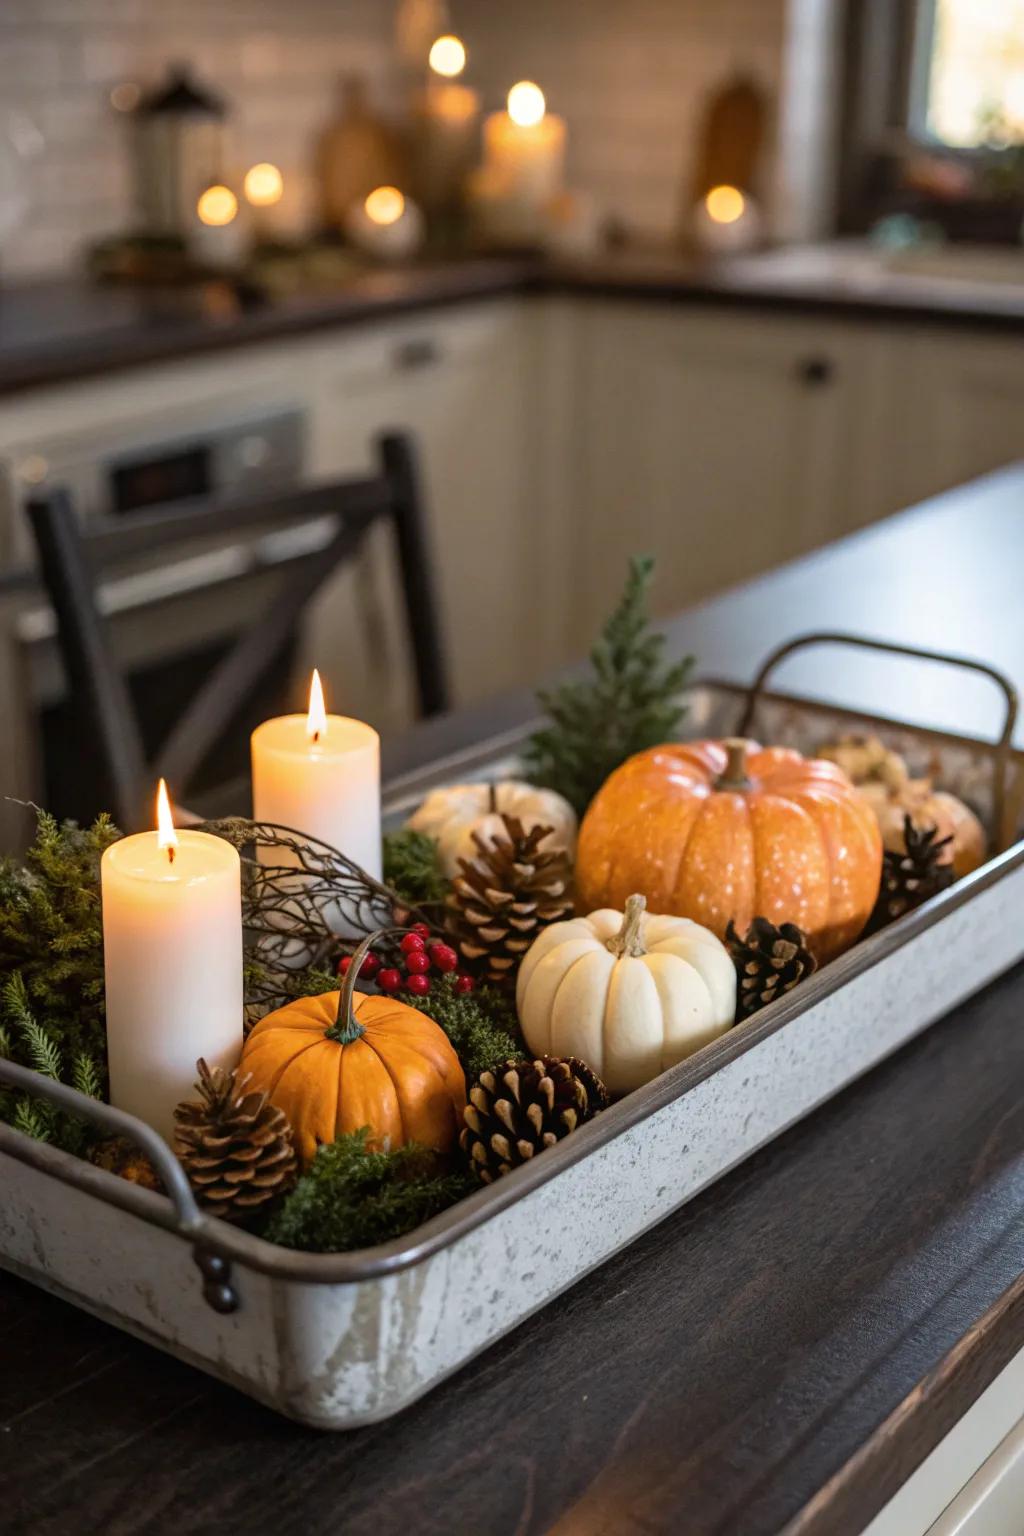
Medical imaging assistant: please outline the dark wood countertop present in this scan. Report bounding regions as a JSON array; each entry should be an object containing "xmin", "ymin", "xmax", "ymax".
[
  {"xmin": 3, "ymin": 469, "xmax": 1024, "ymax": 1534},
  {"xmin": 2, "ymin": 246, "xmax": 1023, "ymax": 397}
]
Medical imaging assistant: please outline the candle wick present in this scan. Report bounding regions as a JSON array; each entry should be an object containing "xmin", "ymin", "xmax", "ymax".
[
  {"xmin": 167, "ymin": 846, "xmax": 175, "ymax": 865},
  {"xmin": 312, "ymin": 730, "xmax": 320, "ymax": 745}
]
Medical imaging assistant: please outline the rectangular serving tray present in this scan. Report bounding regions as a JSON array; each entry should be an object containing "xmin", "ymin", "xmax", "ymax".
[{"xmin": 2, "ymin": 651, "xmax": 1023, "ymax": 1430}]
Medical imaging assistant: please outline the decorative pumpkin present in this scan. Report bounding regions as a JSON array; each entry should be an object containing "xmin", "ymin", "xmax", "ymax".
[
  {"xmin": 407, "ymin": 780, "xmax": 577, "ymax": 878},
  {"xmin": 819, "ymin": 733, "xmax": 986, "ymax": 878},
  {"xmin": 240, "ymin": 932, "xmax": 465, "ymax": 1168},
  {"xmin": 857, "ymin": 779, "xmax": 986, "ymax": 878},
  {"xmin": 516, "ymin": 894, "xmax": 736, "ymax": 1096},
  {"xmin": 576, "ymin": 738, "xmax": 882, "ymax": 964}
]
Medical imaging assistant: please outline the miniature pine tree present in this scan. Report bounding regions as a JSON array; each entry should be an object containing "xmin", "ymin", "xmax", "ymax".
[{"xmin": 524, "ymin": 555, "xmax": 694, "ymax": 816}]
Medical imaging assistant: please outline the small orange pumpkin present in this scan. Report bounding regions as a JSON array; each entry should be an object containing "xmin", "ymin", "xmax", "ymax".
[
  {"xmin": 576, "ymin": 737, "xmax": 882, "ymax": 964},
  {"xmin": 240, "ymin": 947, "xmax": 465, "ymax": 1168}
]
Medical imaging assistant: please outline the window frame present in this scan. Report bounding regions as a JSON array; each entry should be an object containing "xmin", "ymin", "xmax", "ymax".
[{"xmin": 836, "ymin": 0, "xmax": 1024, "ymax": 239}]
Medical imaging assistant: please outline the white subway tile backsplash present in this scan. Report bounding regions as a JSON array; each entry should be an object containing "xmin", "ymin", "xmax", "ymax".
[{"xmin": 0, "ymin": 0, "xmax": 789, "ymax": 276}]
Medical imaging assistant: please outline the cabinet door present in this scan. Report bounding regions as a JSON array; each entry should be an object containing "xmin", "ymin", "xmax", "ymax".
[
  {"xmin": 571, "ymin": 304, "xmax": 860, "ymax": 639},
  {"xmin": 896, "ymin": 332, "xmax": 1024, "ymax": 508},
  {"xmin": 308, "ymin": 300, "xmax": 541, "ymax": 716}
]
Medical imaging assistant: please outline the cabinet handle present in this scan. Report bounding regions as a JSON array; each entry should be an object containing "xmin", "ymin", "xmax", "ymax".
[
  {"xmin": 394, "ymin": 338, "xmax": 441, "ymax": 371},
  {"xmin": 797, "ymin": 356, "xmax": 835, "ymax": 387}
]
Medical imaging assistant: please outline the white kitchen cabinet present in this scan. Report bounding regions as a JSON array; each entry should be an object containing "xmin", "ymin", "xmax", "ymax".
[
  {"xmin": 308, "ymin": 298, "xmax": 543, "ymax": 711},
  {"xmin": 566, "ymin": 302, "xmax": 872, "ymax": 641},
  {"xmin": 891, "ymin": 330, "xmax": 1024, "ymax": 510}
]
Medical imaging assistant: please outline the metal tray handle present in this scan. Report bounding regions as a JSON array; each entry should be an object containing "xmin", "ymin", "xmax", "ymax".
[
  {"xmin": 0, "ymin": 1055, "xmax": 240, "ymax": 1313},
  {"xmin": 738, "ymin": 630, "xmax": 1020, "ymax": 853}
]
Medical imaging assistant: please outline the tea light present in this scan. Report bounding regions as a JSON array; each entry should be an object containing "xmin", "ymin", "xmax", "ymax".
[
  {"xmin": 192, "ymin": 181, "xmax": 247, "ymax": 268},
  {"xmin": 101, "ymin": 780, "xmax": 243, "ymax": 1141},
  {"xmin": 345, "ymin": 185, "xmax": 425, "ymax": 261},
  {"xmin": 691, "ymin": 184, "xmax": 764, "ymax": 255},
  {"xmin": 251, "ymin": 669, "xmax": 382, "ymax": 880}
]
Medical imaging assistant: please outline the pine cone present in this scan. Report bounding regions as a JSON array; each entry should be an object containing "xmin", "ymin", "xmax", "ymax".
[
  {"xmin": 174, "ymin": 1059, "xmax": 297, "ymax": 1220},
  {"xmin": 726, "ymin": 916, "xmax": 817, "ymax": 1021},
  {"xmin": 461, "ymin": 1055, "xmax": 608, "ymax": 1184},
  {"xmin": 90, "ymin": 1136, "xmax": 163, "ymax": 1193},
  {"xmin": 869, "ymin": 815, "xmax": 954, "ymax": 931},
  {"xmin": 446, "ymin": 813, "xmax": 574, "ymax": 988}
]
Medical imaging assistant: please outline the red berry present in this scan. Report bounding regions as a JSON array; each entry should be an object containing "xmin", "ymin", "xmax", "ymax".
[
  {"xmin": 400, "ymin": 932, "xmax": 426, "ymax": 955},
  {"xmin": 428, "ymin": 942, "xmax": 458, "ymax": 973},
  {"xmin": 412, "ymin": 922, "xmax": 431, "ymax": 939},
  {"xmin": 405, "ymin": 950, "xmax": 430, "ymax": 974},
  {"xmin": 455, "ymin": 974, "xmax": 475, "ymax": 995},
  {"xmin": 377, "ymin": 968, "xmax": 402, "ymax": 994},
  {"xmin": 339, "ymin": 951, "xmax": 381, "ymax": 979},
  {"xmin": 405, "ymin": 973, "xmax": 430, "ymax": 997}
]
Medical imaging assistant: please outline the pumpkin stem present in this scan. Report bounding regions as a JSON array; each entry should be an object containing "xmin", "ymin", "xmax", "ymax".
[
  {"xmin": 488, "ymin": 782, "xmax": 498, "ymax": 814},
  {"xmin": 326, "ymin": 927, "xmax": 398, "ymax": 1044},
  {"xmin": 607, "ymin": 894, "xmax": 647, "ymax": 958},
  {"xmin": 715, "ymin": 737, "xmax": 751, "ymax": 791}
]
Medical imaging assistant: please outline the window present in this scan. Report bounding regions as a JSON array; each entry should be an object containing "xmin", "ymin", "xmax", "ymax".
[{"xmin": 912, "ymin": 0, "xmax": 1024, "ymax": 147}]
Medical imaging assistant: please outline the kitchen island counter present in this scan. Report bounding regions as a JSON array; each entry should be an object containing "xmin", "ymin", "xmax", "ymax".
[{"xmin": 4, "ymin": 468, "xmax": 1024, "ymax": 1536}]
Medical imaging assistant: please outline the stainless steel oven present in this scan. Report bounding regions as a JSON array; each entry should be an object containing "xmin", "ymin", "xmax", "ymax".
[{"xmin": 0, "ymin": 404, "xmax": 337, "ymax": 833}]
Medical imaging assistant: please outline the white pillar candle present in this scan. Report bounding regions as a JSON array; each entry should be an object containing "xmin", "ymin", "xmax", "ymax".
[
  {"xmin": 101, "ymin": 781, "xmax": 243, "ymax": 1141},
  {"xmin": 482, "ymin": 83, "xmax": 566, "ymax": 205},
  {"xmin": 250, "ymin": 669, "xmax": 382, "ymax": 881}
]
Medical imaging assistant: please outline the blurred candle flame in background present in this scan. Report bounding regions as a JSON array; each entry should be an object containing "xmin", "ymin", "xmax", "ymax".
[
  {"xmin": 705, "ymin": 184, "xmax": 746, "ymax": 224},
  {"xmin": 364, "ymin": 185, "xmax": 406, "ymax": 225},
  {"xmin": 243, "ymin": 162, "xmax": 284, "ymax": 207},
  {"xmin": 429, "ymin": 34, "xmax": 467, "ymax": 78},
  {"xmin": 196, "ymin": 184, "xmax": 238, "ymax": 226},
  {"xmin": 507, "ymin": 81, "xmax": 546, "ymax": 128}
]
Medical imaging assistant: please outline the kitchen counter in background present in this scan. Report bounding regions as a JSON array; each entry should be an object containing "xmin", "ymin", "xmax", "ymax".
[
  {"xmin": 4, "ymin": 468, "xmax": 1024, "ymax": 1536},
  {"xmin": 3, "ymin": 243, "xmax": 1024, "ymax": 396},
  {"xmin": 1, "ymin": 245, "xmax": 1023, "ymax": 848}
]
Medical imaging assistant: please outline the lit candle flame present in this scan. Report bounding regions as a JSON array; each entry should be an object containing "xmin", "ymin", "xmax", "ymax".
[
  {"xmin": 429, "ymin": 34, "xmax": 467, "ymax": 78},
  {"xmin": 364, "ymin": 185, "xmax": 406, "ymax": 226},
  {"xmin": 705, "ymin": 184, "xmax": 746, "ymax": 225},
  {"xmin": 156, "ymin": 778, "xmax": 178, "ymax": 863},
  {"xmin": 243, "ymin": 162, "xmax": 284, "ymax": 207},
  {"xmin": 196, "ymin": 184, "xmax": 238, "ymax": 227},
  {"xmin": 306, "ymin": 668, "xmax": 327, "ymax": 744},
  {"xmin": 508, "ymin": 81, "xmax": 546, "ymax": 128}
]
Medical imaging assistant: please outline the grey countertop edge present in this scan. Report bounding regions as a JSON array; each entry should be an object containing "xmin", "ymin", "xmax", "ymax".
[{"xmin": 3, "ymin": 252, "xmax": 1024, "ymax": 398}]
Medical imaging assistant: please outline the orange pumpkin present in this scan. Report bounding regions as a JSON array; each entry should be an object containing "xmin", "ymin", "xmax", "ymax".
[
  {"xmin": 240, "ymin": 983, "xmax": 466, "ymax": 1169},
  {"xmin": 576, "ymin": 737, "xmax": 882, "ymax": 963}
]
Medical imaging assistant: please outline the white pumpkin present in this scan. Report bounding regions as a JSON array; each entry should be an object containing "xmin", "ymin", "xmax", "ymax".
[
  {"xmin": 517, "ymin": 894, "xmax": 736, "ymax": 1097},
  {"xmin": 406, "ymin": 779, "xmax": 577, "ymax": 877}
]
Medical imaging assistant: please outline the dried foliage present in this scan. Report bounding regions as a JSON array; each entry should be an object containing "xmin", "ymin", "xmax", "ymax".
[{"xmin": 197, "ymin": 818, "xmax": 442, "ymax": 1020}]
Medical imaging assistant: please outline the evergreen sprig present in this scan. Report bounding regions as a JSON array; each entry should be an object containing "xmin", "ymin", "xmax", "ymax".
[
  {"xmin": 382, "ymin": 829, "xmax": 447, "ymax": 909},
  {"xmin": 265, "ymin": 1129, "xmax": 475, "ymax": 1253},
  {"xmin": 524, "ymin": 555, "xmax": 694, "ymax": 816},
  {"xmin": 0, "ymin": 809, "xmax": 119, "ymax": 1072},
  {"xmin": 0, "ymin": 971, "xmax": 103, "ymax": 1154}
]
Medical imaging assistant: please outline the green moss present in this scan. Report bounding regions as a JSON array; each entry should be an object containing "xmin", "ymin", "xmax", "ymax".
[
  {"xmin": 415, "ymin": 973, "xmax": 522, "ymax": 1081},
  {"xmin": 265, "ymin": 1129, "xmax": 475, "ymax": 1253},
  {"xmin": 382, "ymin": 828, "xmax": 447, "ymax": 908}
]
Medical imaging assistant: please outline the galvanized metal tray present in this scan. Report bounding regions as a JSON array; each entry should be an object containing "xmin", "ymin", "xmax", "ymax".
[{"xmin": 2, "ymin": 633, "xmax": 1023, "ymax": 1430}]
